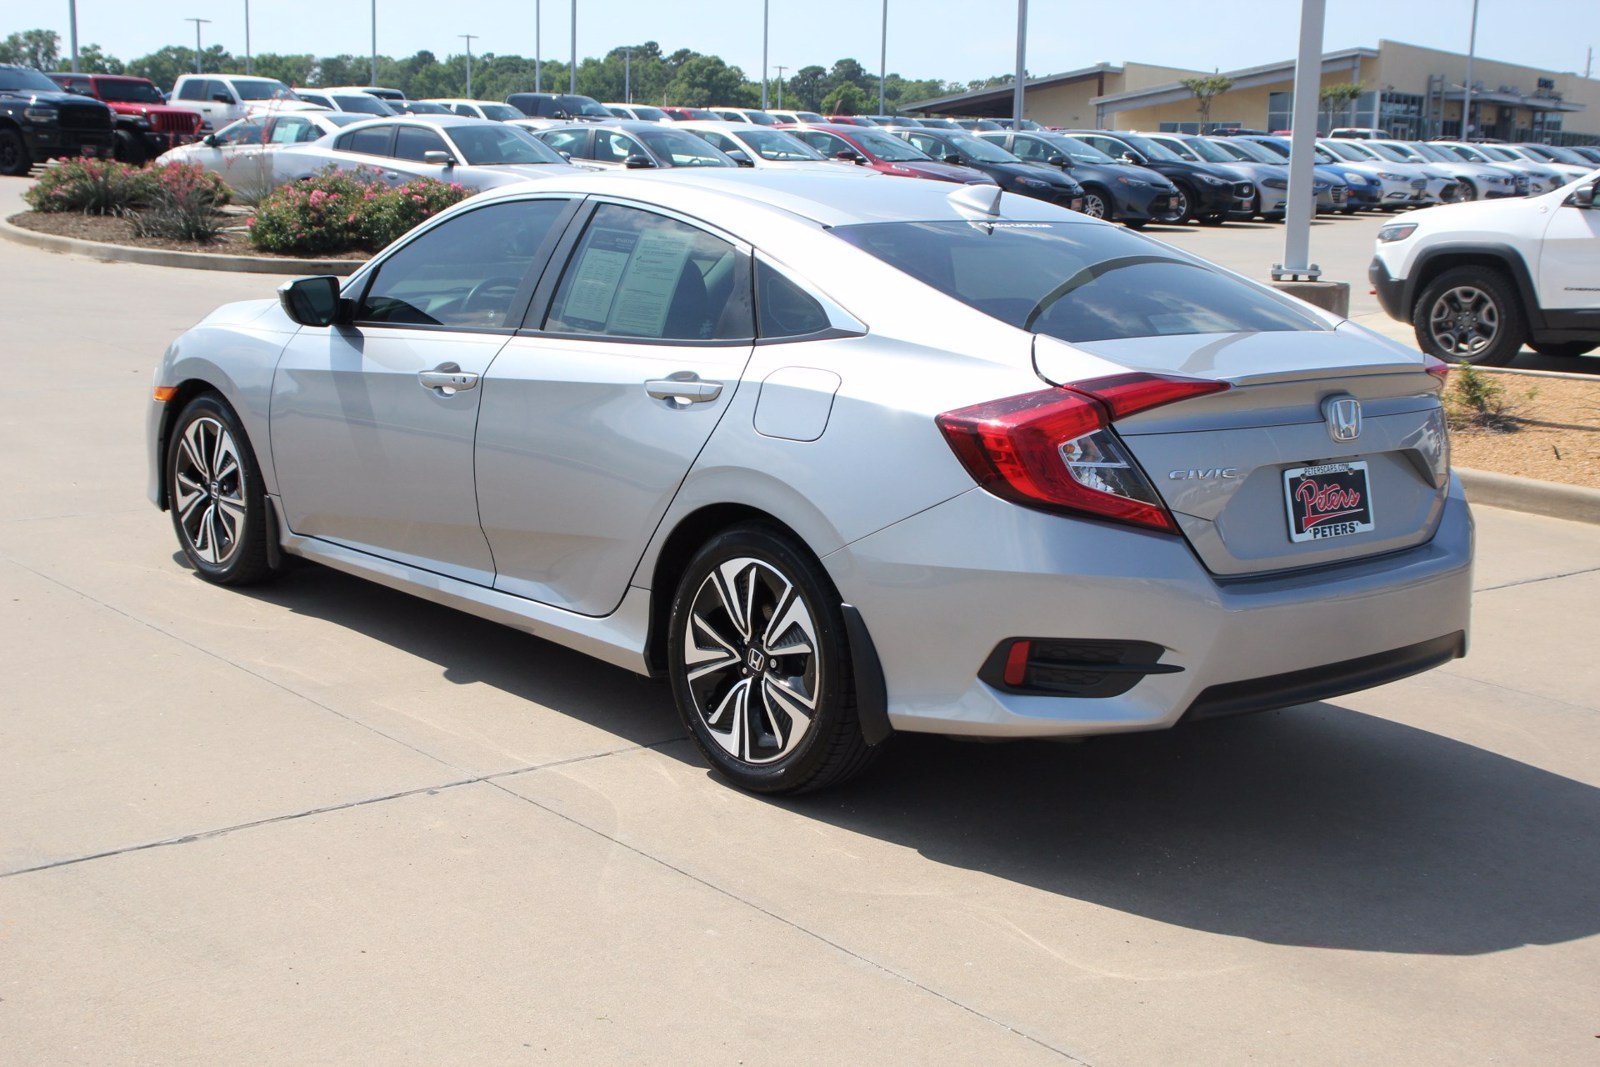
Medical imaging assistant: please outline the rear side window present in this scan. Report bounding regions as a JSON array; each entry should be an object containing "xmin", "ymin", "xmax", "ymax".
[
  {"xmin": 540, "ymin": 128, "xmax": 589, "ymax": 157},
  {"xmin": 338, "ymin": 125, "xmax": 395, "ymax": 156},
  {"xmin": 359, "ymin": 199, "xmax": 570, "ymax": 329},
  {"xmin": 834, "ymin": 221, "xmax": 1324, "ymax": 344},
  {"xmin": 756, "ymin": 261, "xmax": 830, "ymax": 339},
  {"xmin": 546, "ymin": 204, "xmax": 753, "ymax": 341}
]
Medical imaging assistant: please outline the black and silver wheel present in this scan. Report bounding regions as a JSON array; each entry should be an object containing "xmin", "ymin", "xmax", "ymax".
[
  {"xmin": 1161, "ymin": 184, "xmax": 1191, "ymax": 223},
  {"xmin": 165, "ymin": 394, "xmax": 275, "ymax": 585},
  {"xmin": 1412, "ymin": 266, "xmax": 1525, "ymax": 367},
  {"xmin": 1080, "ymin": 187, "xmax": 1111, "ymax": 220},
  {"xmin": 1458, "ymin": 179, "xmax": 1479, "ymax": 202},
  {"xmin": 1528, "ymin": 341, "xmax": 1596, "ymax": 358},
  {"xmin": 0, "ymin": 128, "xmax": 30, "ymax": 177},
  {"xmin": 668, "ymin": 525, "xmax": 876, "ymax": 794}
]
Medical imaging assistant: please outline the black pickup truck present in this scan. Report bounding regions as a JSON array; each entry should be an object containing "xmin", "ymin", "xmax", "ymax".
[{"xmin": 0, "ymin": 63, "xmax": 115, "ymax": 176}]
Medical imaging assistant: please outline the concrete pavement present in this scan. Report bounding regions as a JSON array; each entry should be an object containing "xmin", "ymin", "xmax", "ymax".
[{"xmin": 2, "ymin": 175, "xmax": 1599, "ymax": 1064}]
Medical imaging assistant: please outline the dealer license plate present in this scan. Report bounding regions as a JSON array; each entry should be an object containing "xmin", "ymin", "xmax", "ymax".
[{"xmin": 1283, "ymin": 461, "xmax": 1374, "ymax": 543}]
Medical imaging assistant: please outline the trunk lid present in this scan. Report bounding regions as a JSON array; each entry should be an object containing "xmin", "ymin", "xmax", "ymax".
[{"xmin": 1035, "ymin": 326, "xmax": 1450, "ymax": 577}]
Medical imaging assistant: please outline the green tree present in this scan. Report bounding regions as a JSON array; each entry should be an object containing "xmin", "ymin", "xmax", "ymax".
[
  {"xmin": 1319, "ymin": 81, "xmax": 1364, "ymax": 132},
  {"xmin": 664, "ymin": 55, "xmax": 753, "ymax": 107},
  {"xmin": 821, "ymin": 82, "xmax": 868, "ymax": 116},
  {"xmin": 1180, "ymin": 75, "xmax": 1234, "ymax": 127},
  {"xmin": 251, "ymin": 53, "xmax": 316, "ymax": 88},
  {"xmin": 129, "ymin": 45, "xmax": 234, "ymax": 90},
  {"xmin": 0, "ymin": 29, "xmax": 61, "ymax": 69},
  {"xmin": 787, "ymin": 65, "xmax": 827, "ymax": 110},
  {"xmin": 76, "ymin": 44, "xmax": 124, "ymax": 74}
]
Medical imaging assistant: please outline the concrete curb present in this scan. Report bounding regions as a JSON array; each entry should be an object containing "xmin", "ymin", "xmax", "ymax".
[
  {"xmin": 0, "ymin": 214, "xmax": 363, "ymax": 276},
  {"xmin": 1458, "ymin": 467, "xmax": 1600, "ymax": 526}
]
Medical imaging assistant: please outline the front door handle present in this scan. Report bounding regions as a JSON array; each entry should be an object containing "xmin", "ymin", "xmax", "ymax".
[
  {"xmin": 646, "ymin": 374, "xmax": 722, "ymax": 405},
  {"xmin": 418, "ymin": 363, "xmax": 479, "ymax": 395}
]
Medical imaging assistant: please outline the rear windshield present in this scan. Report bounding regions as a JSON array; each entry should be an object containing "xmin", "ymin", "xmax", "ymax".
[{"xmin": 834, "ymin": 221, "xmax": 1325, "ymax": 343}]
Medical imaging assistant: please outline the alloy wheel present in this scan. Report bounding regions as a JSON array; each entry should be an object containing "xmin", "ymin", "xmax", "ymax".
[
  {"xmin": 682, "ymin": 557, "xmax": 820, "ymax": 766},
  {"xmin": 172, "ymin": 415, "xmax": 247, "ymax": 566},
  {"xmin": 1428, "ymin": 285, "xmax": 1500, "ymax": 360},
  {"xmin": 1163, "ymin": 188, "xmax": 1188, "ymax": 223},
  {"xmin": 1082, "ymin": 192, "xmax": 1108, "ymax": 219}
]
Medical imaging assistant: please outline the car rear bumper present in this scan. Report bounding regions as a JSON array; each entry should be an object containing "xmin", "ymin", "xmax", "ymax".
[{"xmin": 826, "ymin": 478, "xmax": 1472, "ymax": 738}]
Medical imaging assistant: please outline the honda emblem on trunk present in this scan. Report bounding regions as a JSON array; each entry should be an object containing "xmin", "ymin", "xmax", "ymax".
[{"xmin": 1322, "ymin": 396, "xmax": 1362, "ymax": 442}]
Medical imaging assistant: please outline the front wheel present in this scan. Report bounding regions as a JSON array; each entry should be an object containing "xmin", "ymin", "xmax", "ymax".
[
  {"xmin": 165, "ymin": 394, "xmax": 276, "ymax": 586},
  {"xmin": 113, "ymin": 129, "xmax": 147, "ymax": 165},
  {"xmin": 0, "ymin": 128, "xmax": 30, "ymax": 177},
  {"xmin": 667, "ymin": 524, "xmax": 877, "ymax": 794},
  {"xmin": 1161, "ymin": 184, "xmax": 1193, "ymax": 224},
  {"xmin": 1079, "ymin": 187, "xmax": 1112, "ymax": 220},
  {"xmin": 1529, "ymin": 341, "xmax": 1597, "ymax": 358},
  {"xmin": 1411, "ymin": 266, "xmax": 1526, "ymax": 366}
]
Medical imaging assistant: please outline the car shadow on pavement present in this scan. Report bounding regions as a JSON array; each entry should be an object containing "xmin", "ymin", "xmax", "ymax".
[{"xmin": 777, "ymin": 706, "xmax": 1600, "ymax": 957}]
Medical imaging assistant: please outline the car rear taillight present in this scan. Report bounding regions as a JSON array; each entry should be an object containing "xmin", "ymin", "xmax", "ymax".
[
  {"xmin": 936, "ymin": 373, "xmax": 1228, "ymax": 532},
  {"xmin": 1424, "ymin": 355, "xmax": 1450, "ymax": 389}
]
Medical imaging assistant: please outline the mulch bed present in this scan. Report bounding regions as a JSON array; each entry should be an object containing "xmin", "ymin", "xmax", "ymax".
[
  {"xmin": 1448, "ymin": 373, "xmax": 1600, "ymax": 490},
  {"xmin": 8, "ymin": 210, "xmax": 368, "ymax": 260}
]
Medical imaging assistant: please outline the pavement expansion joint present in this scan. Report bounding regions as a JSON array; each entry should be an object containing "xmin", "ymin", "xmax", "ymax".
[{"xmin": 1474, "ymin": 563, "xmax": 1600, "ymax": 593}]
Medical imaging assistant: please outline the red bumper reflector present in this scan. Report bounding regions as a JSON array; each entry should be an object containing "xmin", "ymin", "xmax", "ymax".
[{"xmin": 1003, "ymin": 640, "xmax": 1032, "ymax": 687}]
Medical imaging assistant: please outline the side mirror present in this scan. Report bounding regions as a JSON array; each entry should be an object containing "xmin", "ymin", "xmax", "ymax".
[
  {"xmin": 557, "ymin": 150, "xmax": 572, "ymax": 161},
  {"xmin": 1048, "ymin": 154, "xmax": 1069, "ymax": 167},
  {"xmin": 422, "ymin": 150, "xmax": 456, "ymax": 167},
  {"xmin": 833, "ymin": 148, "xmax": 860, "ymax": 162},
  {"xmin": 212, "ymin": 92, "xmax": 234, "ymax": 105},
  {"xmin": 1120, "ymin": 152, "xmax": 1142, "ymax": 164},
  {"xmin": 278, "ymin": 276, "xmax": 344, "ymax": 327},
  {"xmin": 726, "ymin": 149, "xmax": 755, "ymax": 167},
  {"xmin": 1572, "ymin": 180, "xmax": 1598, "ymax": 209},
  {"xmin": 623, "ymin": 153, "xmax": 655, "ymax": 169},
  {"xmin": 944, "ymin": 153, "xmax": 963, "ymax": 165},
  {"xmin": 204, "ymin": 133, "xmax": 220, "ymax": 147}
]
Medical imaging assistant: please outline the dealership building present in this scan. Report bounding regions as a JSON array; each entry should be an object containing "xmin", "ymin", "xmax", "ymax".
[{"xmin": 905, "ymin": 39, "xmax": 1599, "ymax": 144}]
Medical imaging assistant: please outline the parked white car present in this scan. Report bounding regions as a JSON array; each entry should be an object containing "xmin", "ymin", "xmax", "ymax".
[
  {"xmin": 672, "ymin": 121, "xmax": 869, "ymax": 171},
  {"xmin": 272, "ymin": 115, "xmax": 588, "ymax": 192},
  {"xmin": 603, "ymin": 103, "xmax": 671, "ymax": 123},
  {"xmin": 168, "ymin": 74, "xmax": 298, "ymax": 131},
  {"xmin": 156, "ymin": 110, "xmax": 366, "ymax": 192},
  {"xmin": 1372, "ymin": 168, "xmax": 1600, "ymax": 364},
  {"xmin": 1433, "ymin": 142, "xmax": 1563, "ymax": 195},
  {"xmin": 424, "ymin": 99, "xmax": 525, "ymax": 122},
  {"xmin": 290, "ymin": 89, "xmax": 396, "ymax": 117}
]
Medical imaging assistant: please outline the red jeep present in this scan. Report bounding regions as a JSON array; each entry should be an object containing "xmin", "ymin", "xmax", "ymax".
[{"xmin": 48, "ymin": 73, "xmax": 203, "ymax": 163}]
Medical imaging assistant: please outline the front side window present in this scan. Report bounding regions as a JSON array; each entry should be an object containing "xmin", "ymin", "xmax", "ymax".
[
  {"xmin": 693, "ymin": 130, "xmax": 740, "ymax": 157},
  {"xmin": 358, "ymin": 199, "xmax": 570, "ymax": 329},
  {"xmin": 215, "ymin": 119, "xmax": 267, "ymax": 146},
  {"xmin": 546, "ymin": 204, "xmax": 752, "ymax": 341},
  {"xmin": 835, "ymin": 221, "xmax": 1324, "ymax": 345},
  {"xmin": 595, "ymin": 130, "xmax": 645, "ymax": 164},
  {"xmin": 449, "ymin": 124, "xmax": 564, "ymax": 165},
  {"xmin": 231, "ymin": 78, "xmax": 293, "ymax": 101},
  {"xmin": 737, "ymin": 129, "xmax": 824, "ymax": 161},
  {"xmin": 539, "ymin": 128, "xmax": 589, "ymax": 157},
  {"xmin": 206, "ymin": 81, "xmax": 235, "ymax": 102},
  {"xmin": 338, "ymin": 125, "xmax": 395, "ymax": 156},
  {"xmin": 394, "ymin": 125, "xmax": 448, "ymax": 161},
  {"xmin": 634, "ymin": 127, "xmax": 734, "ymax": 167},
  {"xmin": 176, "ymin": 79, "xmax": 206, "ymax": 101},
  {"xmin": 794, "ymin": 130, "xmax": 851, "ymax": 157},
  {"xmin": 1009, "ymin": 137, "xmax": 1053, "ymax": 162}
]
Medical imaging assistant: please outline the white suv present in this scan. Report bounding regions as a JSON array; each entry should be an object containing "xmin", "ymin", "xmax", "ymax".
[
  {"xmin": 169, "ymin": 74, "xmax": 297, "ymax": 130},
  {"xmin": 1371, "ymin": 168, "xmax": 1600, "ymax": 364}
]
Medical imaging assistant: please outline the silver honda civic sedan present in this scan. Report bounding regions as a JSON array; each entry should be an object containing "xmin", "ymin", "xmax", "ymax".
[{"xmin": 146, "ymin": 170, "xmax": 1473, "ymax": 794}]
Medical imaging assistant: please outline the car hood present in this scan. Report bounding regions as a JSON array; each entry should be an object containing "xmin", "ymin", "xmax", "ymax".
[
  {"xmin": 891, "ymin": 160, "xmax": 993, "ymax": 182},
  {"xmin": 1, "ymin": 88, "xmax": 110, "ymax": 111},
  {"xmin": 985, "ymin": 160, "xmax": 1073, "ymax": 185},
  {"xmin": 1076, "ymin": 160, "xmax": 1178, "ymax": 189}
]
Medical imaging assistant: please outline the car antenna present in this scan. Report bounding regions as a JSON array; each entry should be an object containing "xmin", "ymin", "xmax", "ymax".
[{"xmin": 948, "ymin": 184, "xmax": 1004, "ymax": 217}]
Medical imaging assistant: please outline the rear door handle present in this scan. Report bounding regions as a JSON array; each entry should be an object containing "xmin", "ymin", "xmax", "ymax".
[
  {"xmin": 646, "ymin": 375, "xmax": 722, "ymax": 404},
  {"xmin": 418, "ymin": 363, "xmax": 479, "ymax": 395}
]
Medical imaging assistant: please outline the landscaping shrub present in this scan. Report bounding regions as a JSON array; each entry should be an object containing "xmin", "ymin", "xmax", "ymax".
[
  {"xmin": 24, "ymin": 158, "xmax": 159, "ymax": 215},
  {"xmin": 1445, "ymin": 364, "xmax": 1524, "ymax": 432},
  {"xmin": 131, "ymin": 163, "xmax": 232, "ymax": 243},
  {"xmin": 249, "ymin": 168, "xmax": 468, "ymax": 256}
]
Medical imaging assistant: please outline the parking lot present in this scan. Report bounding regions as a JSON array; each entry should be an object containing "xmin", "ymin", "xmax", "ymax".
[{"xmin": 2, "ymin": 172, "xmax": 1599, "ymax": 1064}]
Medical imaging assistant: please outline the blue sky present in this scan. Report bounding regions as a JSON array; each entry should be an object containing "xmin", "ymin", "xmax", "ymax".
[{"xmin": 26, "ymin": 0, "xmax": 1600, "ymax": 83}]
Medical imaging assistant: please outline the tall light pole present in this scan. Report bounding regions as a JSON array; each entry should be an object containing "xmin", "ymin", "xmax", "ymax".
[
  {"xmin": 370, "ymin": 0, "xmax": 378, "ymax": 84},
  {"xmin": 775, "ymin": 65, "xmax": 787, "ymax": 108},
  {"xmin": 243, "ymin": 0, "xmax": 252, "ymax": 74},
  {"xmin": 624, "ymin": 47, "xmax": 631, "ymax": 104},
  {"xmin": 1274, "ymin": 0, "xmax": 1327, "ymax": 281},
  {"xmin": 761, "ymin": 0, "xmax": 770, "ymax": 108},
  {"xmin": 1012, "ymin": 0, "xmax": 1027, "ymax": 124},
  {"xmin": 68, "ymin": 0, "xmax": 80, "ymax": 72},
  {"xmin": 534, "ymin": 0, "xmax": 542, "ymax": 92},
  {"xmin": 460, "ymin": 34, "xmax": 478, "ymax": 99},
  {"xmin": 186, "ymin": 18, "xmax": 211, "ymax": 74},
  {"xmin": 570, "ymin": 0, "xmax": 577, "ymax": 94},
  {"xmin": 879, "ymin": 0, "xmax": 888, "ymax": 116},
  {"xmin": 1462, "ymin": 0, "xmax": 1480, "ymax": 137}
]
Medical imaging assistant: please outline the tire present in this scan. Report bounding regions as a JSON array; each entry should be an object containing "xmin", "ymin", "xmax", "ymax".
[
  {"xmin": 113, "ymin": 128, "xmax": 147, "ymax": 165},
  {"xmin": 164, "ymin": 393, "xmax": 276, "ymax": 586},
  {"xmin": 1162, "ymin": 183, "xmax": 1194, "ymax": 224},
  {"xmin": 1411, "ymin": 265, "xmax": 1526, "ymax": 367},
  {"xmin": 1459, "ymin": 179, "xmax": 1479, "ymax": 202},
  {"xmin": 1198, "ymin": 213, "xmax": 1226, "ymax": 226},
  {"xmin": 1079, "ymin": 186, "xmax": 1112, "ymax": 221},
  {"xmin": 1123, "ymin": 219, "xmax": 1147, "ymax": 230},
  {"xmin": 1529, "ymin": 341, "xmax": 1597, "ymax": 358},
  {"xmin": 667, "ymin": 523, "xmax": 877, "ymax": 795},
  {"xmin": 0, "ymin": 127, "xmax": 30, "ymax": 177}
]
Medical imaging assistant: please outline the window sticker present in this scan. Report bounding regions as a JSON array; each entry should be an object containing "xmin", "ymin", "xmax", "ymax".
[
  {"xmin": 607, "ymin": 228, "xmax": 694, "ymax": 336},
  {"xmin": 560, "ymin": 228, "xmax": 637, "ymax": 329}
]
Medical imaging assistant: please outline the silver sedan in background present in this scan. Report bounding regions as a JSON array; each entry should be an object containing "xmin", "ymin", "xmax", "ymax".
[
  {"xmin": 145, "ymin": 172, "xmax": 1472, "ymax": 794},
  {"xmin": 156, "ymin": 110, "xmax": 366, "ymax": 193}
]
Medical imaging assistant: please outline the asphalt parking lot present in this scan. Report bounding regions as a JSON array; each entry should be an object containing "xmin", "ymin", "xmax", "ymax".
[{"xmin": 2, "ymin": 175, "xmax": 1599, "ymax": 1064}]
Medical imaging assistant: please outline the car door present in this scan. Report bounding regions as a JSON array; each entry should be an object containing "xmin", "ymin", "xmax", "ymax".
[
  {"xmin": 190, "ymin": 117, "xmax": 268, "ymax": 182},
  {"xmin": 1538, "ymin": 181, "xmax": 1600, "ymax": 316},
  {"xmin": 203, "ymin": 79, "xmax": 240, "ymax": 129},
  {"xmin": 475, "ymin": 199, "xmax": 756, "ymax": 614},
  {"xmin": 270, "ymin": 196, "xmax": 579, "ymax": 585}
]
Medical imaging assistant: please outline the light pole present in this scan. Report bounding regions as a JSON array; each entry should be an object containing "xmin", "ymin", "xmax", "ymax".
[
  {"xmin": 460, "ymin": 34, "xmax": 478, "ymax": 99},
  {"xmin": 68, "ymin": 0, "xmax": 80, "ymax": 72},
  {"xmin": 775, "ymin": 65, "xmax": 787, "ymax": 108},
  {"xmin": 243, "ymin": 0, "xmax": 252, "ymax": 74},
  {"xmin": 570, "ymin": 0, "xmax": 577, "ymax": 94},
  {"xmin": 879, "ymin": 0, "xmax": 887, "ymax": 116},
  {"xmin": 370, "ymin": 0, "xmax": 378, "ymax": 84},
  {"xmin": 761, "ymin": 0, "xmax": 770, "ymax": 109},
  {"xmin": 534, "ymin": 0, "xmax": 542, "ymax": 92},
  {"xmin": 624, "ymin": 47, "xmax": 631, "ymax": 104},
  {"xmin": 186, "ymin": 18, "xmax": 211, "ymax": 74},
  {"xmin": 1012, "ymin": 0, "xmax": 1027, "ymax": 125},
  {"xmin": 1462, "ymin": 0, "xmax": 1480, "ymax": 137},
  {"xmin": 1274, "ymin": 0, "xmax": 1326, "ymax": 281}
]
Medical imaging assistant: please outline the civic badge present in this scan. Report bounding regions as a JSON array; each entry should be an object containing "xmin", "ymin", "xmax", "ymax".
[{"xmin": 1322, "ymin": 395, "xmax": 1362, "ymax": 443}]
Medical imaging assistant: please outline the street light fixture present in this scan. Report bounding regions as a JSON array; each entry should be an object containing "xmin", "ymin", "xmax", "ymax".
[
  {"xmin": 185, "ymin": 18, "xmax": 212, "ymax": 74},
  {"xmin": 460, "ymin": 33, "xmax": 478, "ymax": 99}
]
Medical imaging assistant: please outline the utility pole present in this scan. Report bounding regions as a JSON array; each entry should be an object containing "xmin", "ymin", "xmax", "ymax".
[
  {"xmin": 370, "ymin": 0, "xmax": 378, "ymax": 84},
  {"xmin": 535, "ymin": 0, "xmax": 542, "ymax": 92},
  {"xmin": 761, "ymin": 0, "xmax": 770, "ymax": 109},
  {"xmin": 1462, "ymin": 0, "xmax": 1479, "ymax": 137},
  {"xmin": 1586, "ymin": 46, "xmax": 1593, "ymax": 79},
  {"xmin": 569, "ymin": 0, "xmax": 577, "ymax": 94},
  {"xmin": 775, "ymin": 65, "xmax": 787, "ymax": 108},
  {"xmin": 624, "ymin": 48, "xmax": 631, "ymax": 104},
  {"xmin": 186, "ymin": 18, "xmax": 211, "ymax": 74},
  {"xmin": 879, "ymin": 0, "xmax": 888, "ymax": 116},
  {"xmin": 243, "ymin": 0, "xmax": 252, "ymax": 74},
  {"xmin": 460, "ymin": 34, "xmax": 477, "ymax": 99},
  {"xmin": 1274, "ymin": 0, "xmax": 1326, "ymax": 281},
  {"xmin": 1012, "ymin": 0, "xmax": 1027, "ymax": 125},
  {"xmin": 68, "ymin": 0, "xmax": 80, "ymax": 72}
]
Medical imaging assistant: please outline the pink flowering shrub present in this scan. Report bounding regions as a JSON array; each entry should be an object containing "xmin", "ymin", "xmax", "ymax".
[
  {"xmin": 24, "ymin": 158, "xmax": 161, "ymax": 215},
  {"xmin": 249, "ymin": 167, "xmax": 468, "ymax": 256},
  {"xmin": 132, "ymin": 162, "xmax": 232, "ymax": 242}
]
